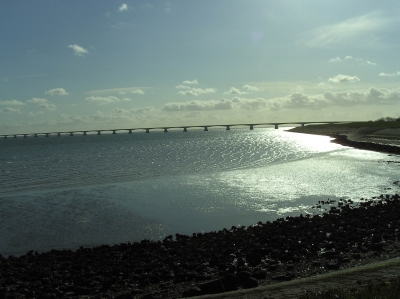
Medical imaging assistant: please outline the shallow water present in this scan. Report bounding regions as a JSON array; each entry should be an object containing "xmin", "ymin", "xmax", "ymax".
[{"xmin": 1, "ymin": 128, "xmax": 399, "ymax": 256}]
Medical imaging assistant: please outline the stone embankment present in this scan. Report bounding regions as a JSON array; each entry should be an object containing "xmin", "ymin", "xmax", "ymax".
[{"xmin": 2, "ymin": 192, "xmax": 400, "ymax": 299}]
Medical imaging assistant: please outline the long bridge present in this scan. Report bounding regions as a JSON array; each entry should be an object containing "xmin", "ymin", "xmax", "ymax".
[{"xmin": 1, "ymin": 121, "xmax": 346, "ymax": 138}]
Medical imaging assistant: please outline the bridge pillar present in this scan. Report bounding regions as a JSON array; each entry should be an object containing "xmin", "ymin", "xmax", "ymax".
[
  {"xmin": 128, "ymin": 130, "xmax": 132, "ymax": 134},
  {"xmin": 250, "ymin": 125, "xmax": 254, "ymax": 130},
  {"xmin": 226, "ymin": 126, "xmax": 230, "ymax": 130},
  {"xmin": 57, "ymin": 133, "xmax": 61, "ymax": 137},
  {"xmin": 274, "ymin": 124, "xmax": 279, "ymax": 129},
  {"xmin": 204, "ymin": 126, "xmax": 208, "ymax": 131},
  {"xmin": 24, "ymin": 134, "xmax": 28, "ymax": 138},
  {"xmin": 112, "ymin": 130, "xmax": 117, "ymax": 134},
  {"xmin": 164, "ymin": 128, "xmax": 168, "ymax": 133},
  {"xmin": 183, "ymin": 127, "xmax": 187, "ymax": 132},
  {"xmin": 69, "ymin": 132, "xmax": 74, "ymax": 136},
  {"xmin": 14, "ymin": 135, "xmax": 17, "ymax": 138},
  {"xmin": 301, "ymin": 123, "xmax": 305, "ymax": 127},
  {"xmin": 83, "ymin": 131, "xmax": 87, "ymax": 136},
  {"xmin": 34, "ymin": 134, "xmax": 38, "ymax": 138},
  {"xmin": 3, "ymin": 135, "xmax": 7, "ymax": 139},
  {"xmin": 145, "ymin": 129, "xmax": 150, "ymax": 133},
  {"xmin": 45, "ymin": 133, "xmax": 49, "ymax": 137},
  {"xmin": 97, "ymin": 131, "xmax": 101, "ymax": 135}
]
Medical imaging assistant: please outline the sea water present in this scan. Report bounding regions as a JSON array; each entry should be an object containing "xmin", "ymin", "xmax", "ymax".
[{"xmin": 0, "ymin": 128, "xmax": 399, "ymax": 256}]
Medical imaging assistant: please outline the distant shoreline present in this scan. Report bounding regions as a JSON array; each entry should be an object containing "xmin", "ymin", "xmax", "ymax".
[{"xmin": 289, "ymin": 123, "xmax": 400, "ymax": 155}]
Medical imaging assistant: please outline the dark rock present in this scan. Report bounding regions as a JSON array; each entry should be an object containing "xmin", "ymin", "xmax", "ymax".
[
  {"xmin": 181, "ymin": 288, "xmax": 202, "ymax": 297},
  {"xmin": 370, "ymin": 242, "xmax": 384, "ymax": 251},
  {"xmin": 222, "ymin": 274, "xmax": 238, "ymax": 292},
  {"xmin": 198, "ymin": 280, "xmax": 225, "ymax": 295},
  {"xmin": 325, "ymin": 259, "xmax": 340, "ymax": 270},
  {"xmin": 141, "ymin": 292, "xmax": 162, "ymax": 299},
  {"xmin": 114, "ymin": 292, "xmax": 133, "ymax": 299},
  {"xmin": 252, "ymin": 269, "xmax": 267, "ymax": 279},
  {"xmin": 236, "ymin": 271, "xmax": 252, "ymax": 285},
  {"xmin": 243, "ymin": 277, "xmax": 258, "ymax": 289},
  {"xmin": 246, "ymin": 252, "xmax": 262, "ymax": 266},
  {"xmin": 268, "ymin": 264, "xmax": 278, "ymax": 271}
]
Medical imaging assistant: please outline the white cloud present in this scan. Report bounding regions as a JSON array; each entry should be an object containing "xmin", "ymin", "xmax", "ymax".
[
  {"xmin": 178, "ymin": 88, "xmax": 217, "ymax": 96},
  {"xmin": 366, "ymin": 61, "xmax": 377, "ymax": 66},
  {"xmin": 0, "ymin": 100, "xmax": 25, "ymax": 106},
  {"xmin": 162, "ymin": 99, "xmax": 232, "ymax": 111},
  {"xmin": 27, "ymin": 98, "xmax": 56, "ymax": 110},
  {"xmin": 0, "ymin": 107, "xmax": 21, "ymax": 113},
  {"xmin": 328, "ymin": 57, "xmax": 342, "ymax": 62},
  {"xmin": 268, "ymin": 87, "xmax": 400, "ymax": 111},
  {"xmin": 112, "ymin": 108, "xmax": 130, "ymax": 114},
  {"xmin": 224, "ymin": 87, "xmax": 245, "ymax": 95},
  {"xmin": 300, "ymin": 12, "xmax": 394, "ymax": 48},
  {"xmin": 176, "ymin": 85, "xmax": 190, "ymax": 90},
  {"xmin": 45, "ymin": 88, "xmax": 69, "ymax": 96},
  {"xmin": 317, "ymin": 82, "xmax": 333, "ymax": 89},
  {"xmin": 328, "ymin": 74, "xmax": 360, "ymax": 83},
  {"xmin": 242, "ymin": 85, "xmax": 260, "ymax": 92},
  {"xmin": 68, "ymin": 44, "xmax": 89, "ymax": 56},
  {"xmin": 131, "ymin": 106, "xmax": 155, "ymax": 113},
  {"xmin": 379, "ymin": 71, "xmax": 400, "ymax": 77},
  {"xmin": 118, "ymin": 4, "xmax": 128, "ymax": 12},
  {"xmin": 231, "ymin": 97, "xmax": 269, "ymax": 110},
  {"xmin": 29, "ymin": 111, "xmax": 44, "ymax": 116},
  {"xmin": 182, "ymin": 79, "xmax": 198, "ymax": 85},
  {"xmin": 345, "ymin": 56, "xmax": 353, "ymax": 60},
  {"xmin": 85, "ymin": 96, "xmax": 120, "ymax": 105},
  {"xmin": 131, "ymin": 89, "xmax": 145, "ymax": 94}
]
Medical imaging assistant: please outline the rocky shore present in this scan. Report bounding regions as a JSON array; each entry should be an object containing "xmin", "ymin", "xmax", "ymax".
[{"xmin": 2, "ymin": 192, "xmax": 400, "ymax": 299}]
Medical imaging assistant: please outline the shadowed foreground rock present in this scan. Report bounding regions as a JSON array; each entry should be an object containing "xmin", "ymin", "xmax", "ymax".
[{"xmin": 2, "ymin": 194, "xmax": 400, "ymax": 298}]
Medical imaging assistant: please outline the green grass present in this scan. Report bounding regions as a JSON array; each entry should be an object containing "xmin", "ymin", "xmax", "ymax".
[{"xmin": 300, "ymin": 277, "xmax": 400, "ymax": 299}]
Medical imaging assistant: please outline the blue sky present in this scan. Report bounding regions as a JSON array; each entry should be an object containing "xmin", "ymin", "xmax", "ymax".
[{"xmin": 1, "ymin": 0, "xmax": 400, "ymax": 134}]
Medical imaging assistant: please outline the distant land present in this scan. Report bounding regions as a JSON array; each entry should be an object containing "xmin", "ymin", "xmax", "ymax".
[{"xmin": 289, "ymin": 121, "xmax": 400, "ymax": 154}]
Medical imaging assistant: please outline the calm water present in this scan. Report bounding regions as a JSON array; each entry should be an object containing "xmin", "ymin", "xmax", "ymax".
[{"xmin": 1, "ymin": 128, "xmax": 399, "ymax": 256}]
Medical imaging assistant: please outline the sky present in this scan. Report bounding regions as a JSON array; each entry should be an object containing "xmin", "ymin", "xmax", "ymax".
[{"xmin": 1, "ymin": 0, "xmax": 400, "ymax": 134}]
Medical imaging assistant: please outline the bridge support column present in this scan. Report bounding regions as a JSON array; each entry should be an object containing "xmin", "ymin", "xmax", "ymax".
[
  {"xmin": 226, "ymin": 126, "xmax": 230, "ymax": 130},
  {"xmin": 24, "ymin": 134, "xmax": 28, "ymax": 138},
  {"xmin": 69, "ymin": 132, "xmax": 74, "ymax": 136},
  {"xmin": 3, "ymin": 135, "xmax": 7, "ymax": 139},
  {"xmin": 34, "ymin": 134, "xmax": 38, "ymax": 138},
  {"xmin": 301, "ymin": 123, "xmax": 305, "ymax": 127},
  {"xmin": 274, "ymin": 124, "xmax": 279, "ymax": 129},
  {"xmin": 83, "ymin": 131, "xmax": 87, "ymax": 136},
  {"xmin": 57, "ymin": 133, "xmax": 61, "ymax": 137},
  {"xmin": 183, "ymin": 127, "xmax": 187, "ymax": 132},
  {"xmin": 164, "ymin": 128, "xmax": 168, "ymax": 133},
  {"xmin": 145, "ymin": 129, "xmax": 150, "ymax": 133},
  {"xmin": 97, "ymin": 131, "xmax": 101, "ymax": 135},
  {"xmin": 112, "ymin": 130, "xmax": 117, "ymax": 134},
  {"xmin": 128, "ymin": 130, "xmax": 132, "ymax": 134},
  {"xmin": 204, "ymin": 126, "xmax": 208, "ymax": 131},
  {"xmin": 13, "ymin": 135, "xmax": 17, "ymax": 138},
  {"xmin": 45, "ymin": 133, "xmax": 49, "ymax": 137},
  {"xmin": 250, "ymin": 125, "xmax": 254, "ymax": 130}
]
